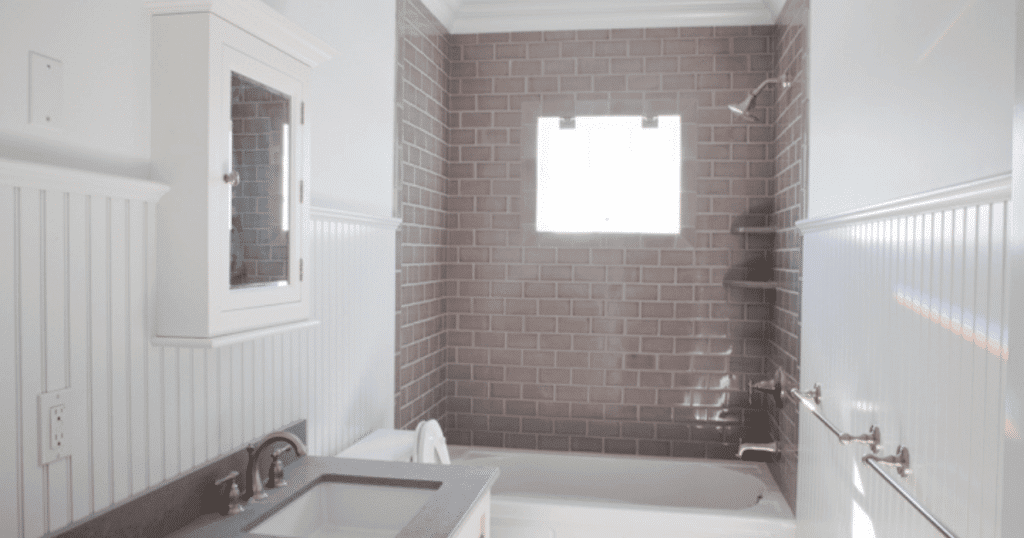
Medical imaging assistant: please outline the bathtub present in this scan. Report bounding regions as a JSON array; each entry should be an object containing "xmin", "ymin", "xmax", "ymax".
[{"xmin": 447, "ymin": 445, "xmax": 795, "ymax": 538}]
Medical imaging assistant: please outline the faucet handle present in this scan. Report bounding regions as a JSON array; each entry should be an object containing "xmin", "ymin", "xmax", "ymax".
[
  {"xmin": 214, "ymin": 470, "xmax": 245, "ymax": 515},
  {"xmin": 267, "ymin": 446, "xmax": 292, "ymax": 489}
]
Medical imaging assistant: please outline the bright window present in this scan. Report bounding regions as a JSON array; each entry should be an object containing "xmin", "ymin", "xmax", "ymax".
[{"xmin": 536, "ymin": 114, "xmax": 682, "ymax": 234}]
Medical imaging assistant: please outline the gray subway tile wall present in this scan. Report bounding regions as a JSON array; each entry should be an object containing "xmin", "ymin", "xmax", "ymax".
[
  {"xmin": 443, "ymin": 24, "xmax": 777, "ymax": 458},
  {"xmin": 768, "ymin": 0, "xmax": 808, "ymax": 510},
  {"xmin": 395, "ymin": 0, "xmax": 802, "ymax": 469},
  {"xmin": 395, "ymin": 0, "xmax": 452, "ymax": 429}
]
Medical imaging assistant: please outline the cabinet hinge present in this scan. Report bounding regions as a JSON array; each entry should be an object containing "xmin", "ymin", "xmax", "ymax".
[
  {"xmin": 299, "ymin": 258, "xmax": 303, "ymax": 281},
  {"xmin": 301, "ymin": 102, "xmax": 305, "ymax": 125}
]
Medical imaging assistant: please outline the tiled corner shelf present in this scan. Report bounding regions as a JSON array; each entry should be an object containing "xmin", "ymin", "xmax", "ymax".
[
  {"xmin": 731, "ymin": 226, "xmax": 778, "ymax": 234},
  {"xmin": 724, "ymin": 280, "xmax": 779, "ymax": 289}
]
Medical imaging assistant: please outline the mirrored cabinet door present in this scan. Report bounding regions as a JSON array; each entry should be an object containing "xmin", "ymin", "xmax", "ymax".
[
  {"xmin": 217, "ymin": 46, "xmax": 304, "ymax": 314},
  {"xmin": 229, "ymin": 72, "xmax": 291, "ymax": 289}
]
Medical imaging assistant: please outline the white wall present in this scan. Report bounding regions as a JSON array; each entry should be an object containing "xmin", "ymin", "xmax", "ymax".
[
  {"xmin": 262, "ymin": 0, "xmax": 398, "ymax": 217},
  {"xmin": 797, "ymin": 178, "xmax": 1010, "ymax": 538},
  {"xmin": 800, "ymin": 0, "xmax": 1017, "ymax": 535},
  {"xmin": 807, "ymin": 0, "xmax": 1014, "ymax": 218},
  {"xmin": 0, "ymin": 0, "xmax": 398, "ymax": 214},
  {"xmin": 0, "ymin": 0, "xmax": 151, "ymax": 177},
  {"xmin": 0, "ymin": 1, "xmax": 401, "ymax": 537},
  {"xmin": 1003, "ymin": 3, "xmax": 1024, "ymax": 536}
]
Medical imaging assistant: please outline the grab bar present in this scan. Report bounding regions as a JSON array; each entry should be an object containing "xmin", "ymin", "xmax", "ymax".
[
  {"xmin": 788, "ymin": 386, "xmax": 881, "ymax": 453},
  {"xmin": 863, "ymin": 447, "xmax": 960, "ymax": 538}
]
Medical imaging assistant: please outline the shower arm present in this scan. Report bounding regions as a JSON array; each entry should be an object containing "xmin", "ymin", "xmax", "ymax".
[{"xmin": 750, "ymin": 75, "xmax": 789, "ymax": 98}]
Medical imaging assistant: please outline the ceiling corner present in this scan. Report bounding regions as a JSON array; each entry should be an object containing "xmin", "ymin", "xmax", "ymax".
[
  {"xmin": 419, "ymin": 0, "xmax": 461, "ymax": 32},
  {"xmin": 764, "ymin": 0, "xmax": 789, "ymax": 20}
]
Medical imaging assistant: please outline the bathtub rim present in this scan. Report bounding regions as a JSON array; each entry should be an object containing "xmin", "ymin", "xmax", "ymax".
[{"xmin": 447, "ymin": 444, "xmax": 795, "ymax": 521}]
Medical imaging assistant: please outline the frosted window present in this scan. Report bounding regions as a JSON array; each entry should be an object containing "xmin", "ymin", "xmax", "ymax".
[{"xmin": 536, "ymin": 115, "xmax": 682, "ymax": 234}]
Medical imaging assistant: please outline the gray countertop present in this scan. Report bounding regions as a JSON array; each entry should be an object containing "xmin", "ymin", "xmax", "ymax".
[{"xmin": 166, "ymin": 456, "xmax": 499, "ymax": 538}]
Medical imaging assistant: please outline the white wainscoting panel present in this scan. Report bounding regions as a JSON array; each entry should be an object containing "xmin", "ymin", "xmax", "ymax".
[
  {"xmin": 0, "ymin": 159, "xmax": 399, "ymax": 538},
  {"xmin": 797, "ymin": 174, "xmax": 1010, "ymax": 538}
]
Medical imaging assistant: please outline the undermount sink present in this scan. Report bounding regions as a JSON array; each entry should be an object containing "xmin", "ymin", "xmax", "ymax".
[{"xmin": 249, "ymin": 477, "xmax": 440, "ymax": 538}]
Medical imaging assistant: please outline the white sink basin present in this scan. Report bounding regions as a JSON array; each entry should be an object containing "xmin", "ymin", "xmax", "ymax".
[{"xmin": 250, "ymin": 480, "xmax": 437, "ymax": 538}]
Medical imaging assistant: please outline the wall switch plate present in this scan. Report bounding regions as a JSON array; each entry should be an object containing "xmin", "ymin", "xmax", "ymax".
[
  {"xmin": 29, "ymin": 52, "xmax": 63, "ymax": 127},
  {"xmin": 39, "ymin": 388, "xmax": 72, "ymax": 465}
]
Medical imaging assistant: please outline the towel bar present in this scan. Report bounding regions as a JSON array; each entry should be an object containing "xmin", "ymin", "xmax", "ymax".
[{"xmin": 788, "ymin": 386, "xmax": 881, "ymax": 452}]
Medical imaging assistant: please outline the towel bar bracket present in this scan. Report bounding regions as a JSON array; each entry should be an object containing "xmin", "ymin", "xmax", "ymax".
[
  {"xmin": 789, "ymin": 386, "xmax": 881, "ymax": 453},
  {"xmin": 864, "ymin": 445, "xmax": 911, "ymax": 477}
]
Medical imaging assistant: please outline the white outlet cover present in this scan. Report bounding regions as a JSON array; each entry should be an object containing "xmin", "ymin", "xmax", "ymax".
[{"xmin": 38, "ymin": 388, "xmax": 72, "ymax": 465}]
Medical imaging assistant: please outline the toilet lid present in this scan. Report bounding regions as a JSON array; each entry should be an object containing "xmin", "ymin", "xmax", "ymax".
[{"xmin": 415, "ymin": 419, "xmax": 451, "ymax": 464}]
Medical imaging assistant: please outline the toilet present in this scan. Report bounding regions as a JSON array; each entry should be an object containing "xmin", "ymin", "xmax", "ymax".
[{"xmin": 336, "ymin": 419, "xmax": 450, "ymax": 464}]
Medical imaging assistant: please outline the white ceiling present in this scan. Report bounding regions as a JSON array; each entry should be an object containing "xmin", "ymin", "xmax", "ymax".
[{"xmin": 420, "ymin": 0, "xmax": 790, "ymax": 34}]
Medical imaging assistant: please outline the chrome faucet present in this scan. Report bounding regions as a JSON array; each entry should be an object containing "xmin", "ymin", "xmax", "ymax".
[
  {"xmin": 736, "ymin": 441, "xmax": 779, "ymax": 459},
  {"xmin": 246, "ymin": 431, "xmax": 308, "ymax": 502}
]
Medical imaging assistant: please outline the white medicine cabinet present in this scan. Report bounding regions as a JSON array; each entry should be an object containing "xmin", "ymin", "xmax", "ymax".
[{"xmin": 148, "ymin": 0, "xmax": 334, "ymax": 346}]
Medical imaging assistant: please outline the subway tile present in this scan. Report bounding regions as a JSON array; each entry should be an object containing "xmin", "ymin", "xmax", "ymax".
[
  {"xmin": 578, "ymin": 58, "xmax": 610, "ymax": 74},
  {"xmin": 610, "ymin": 58, "xmax": 644, "ymax": 74},
  {"xmin": 559, "ymin": 76, "xmax": 593, "ymax": 92},
  {"xmin": 463, "ymin": 44, "xmax": 496, "ymax": 60},
  {"xmin": 571, "ymin": 403, "xmax": 604, "ymax": 420},
  {"xmin": 528, "ymin": 76, "xmax": 559, "ymax": 92},
  {"xmin": 638, "ymin": 440, "xmax": 671, "ymax": 456},
  {"xmin": 595, "ymin": 41, "xmax": 628, "ymax": 57},
  {"xmin": 511, "ymin": 31, "xmax": 543, "ymax": 42},
  {"xmin": 627, "ymin": 74, "xmax": 660, "ymax": 91},
  {"xmin": 594, "ymin": 75, "xmax": 627, "ymax": 91},
  {"xmin": 628, "ymin": 39, "xmax": 662, "ymax": 56},
  {"xmin": 538, "ymin": 300, "xmax": 571, "ymax": 316},
  {"xmin": 610, "ymin": 28, "xmax": 644, "ymax": 39},
  {"xmin": 529, "ymin": 42, "xmax": 561, "ymax": 58}
]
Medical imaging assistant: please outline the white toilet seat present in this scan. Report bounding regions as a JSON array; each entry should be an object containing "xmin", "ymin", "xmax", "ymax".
[{"xmin": 415, "ymin": 419, "xmax": 451, "ymax": 464}]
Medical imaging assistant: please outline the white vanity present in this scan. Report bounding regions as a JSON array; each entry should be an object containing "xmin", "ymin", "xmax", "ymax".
[{"xmin": 166, "ymin": 455, "xmax": 497, "ymax": 538}]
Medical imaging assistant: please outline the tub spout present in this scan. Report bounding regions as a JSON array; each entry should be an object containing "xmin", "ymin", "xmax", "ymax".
[{"xmin": 737, "ymin": 441, "xmax": 778, "ymax": 459}]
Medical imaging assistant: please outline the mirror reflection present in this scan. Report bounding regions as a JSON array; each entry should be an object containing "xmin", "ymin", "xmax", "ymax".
[{"xmin": 230, "ymin": 72, "xmax": 290, "ymax": 288}]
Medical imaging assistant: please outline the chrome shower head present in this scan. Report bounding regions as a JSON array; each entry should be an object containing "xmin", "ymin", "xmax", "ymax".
[
  {"xmin": 728, "ymin": 93, "xmax": 760, "ymax": 122},
  {"xmin": 727, "ymin": 74, "xmax": 791, "ymax": 123}
]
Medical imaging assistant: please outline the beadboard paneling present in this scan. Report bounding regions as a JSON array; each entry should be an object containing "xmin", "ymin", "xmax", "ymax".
[
  {"xmin": 0, "ymin": 161, "xmax": 399, "ymax": 538},
  {"xmin": 796, "ymin": 175, "xmax": 1009, "ymax": 538}
]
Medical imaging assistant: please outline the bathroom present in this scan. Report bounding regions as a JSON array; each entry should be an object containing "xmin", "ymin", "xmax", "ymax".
[{"xmin": 0, "ymin": 0, "xmax": 1021, "ymax": 537}]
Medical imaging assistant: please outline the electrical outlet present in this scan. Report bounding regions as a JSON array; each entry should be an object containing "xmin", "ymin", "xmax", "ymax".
[
  {"xmin": 50, "ymin": 404, "xmax": 66, "ymax": 450},
  {"xmin": 39, "ymin": 388, "xmax": 72, "ymax": 465}
]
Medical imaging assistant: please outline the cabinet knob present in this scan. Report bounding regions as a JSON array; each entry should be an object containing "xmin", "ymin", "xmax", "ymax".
[{"xmin": 224, "ymin": 171, "xmax": 240, "ymax": 187}]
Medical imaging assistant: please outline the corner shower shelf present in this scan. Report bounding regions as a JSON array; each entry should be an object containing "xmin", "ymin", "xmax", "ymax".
[
  {"xmin": 731, "ymin": 226, "xmax": 778, "ymax": 234},
  {"xmin": 724, "ymin": 280, "xmax": 778, "ymax": 289}
]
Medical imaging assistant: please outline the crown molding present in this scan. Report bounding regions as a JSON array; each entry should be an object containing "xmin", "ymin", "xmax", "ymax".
[
  {"xmin": 146, "ymin": 0, "xmax": 337, "ymax": 67},
  {"xmin": 439, "ymin": 0, "xmax": 775, "ymax": 34}
]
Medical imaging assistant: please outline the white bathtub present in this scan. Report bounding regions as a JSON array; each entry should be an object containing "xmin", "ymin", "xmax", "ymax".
[{"xmin": 447, "ymin": 446, "xmax": 795, "ymax": 538}]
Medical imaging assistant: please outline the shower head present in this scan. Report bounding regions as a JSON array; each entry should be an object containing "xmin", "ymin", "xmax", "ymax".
[
  {"xmin": 728, "ymin": 93, "xmax": 760, "ymax": 122},
  {"xmin": 727, "ymin": 74, "xmax": 791, "ymax": 123}
]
